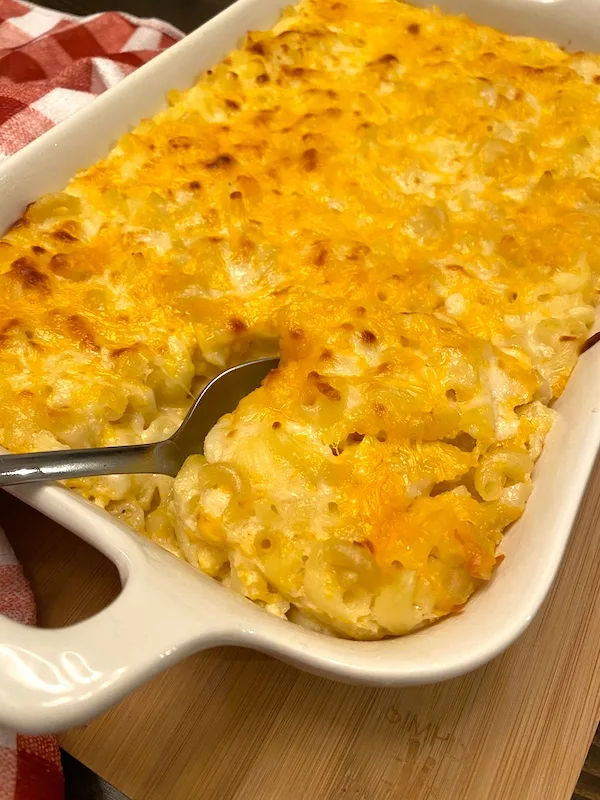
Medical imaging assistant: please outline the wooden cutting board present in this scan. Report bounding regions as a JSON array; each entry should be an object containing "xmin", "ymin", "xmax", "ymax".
[{"xmin": 3, "ymin": 460, "xmax": 600, "ymax": 800}]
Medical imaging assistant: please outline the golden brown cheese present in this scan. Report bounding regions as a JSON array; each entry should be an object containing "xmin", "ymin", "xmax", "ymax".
[{"xmin": 2, "ymin": 0, "xmax": 600, "ymax": 636}]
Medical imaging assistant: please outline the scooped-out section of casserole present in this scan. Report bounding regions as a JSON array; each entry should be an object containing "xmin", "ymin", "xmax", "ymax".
[{"xmin": 2, "ymin": 0, "xmax": 600, "ymax": 638}]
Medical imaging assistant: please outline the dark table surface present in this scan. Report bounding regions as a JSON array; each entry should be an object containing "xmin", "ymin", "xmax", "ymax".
[
  {"xmin": 41, "ymin": 0, "xmax": 230, "ymax": 33},
  {"xmin": 31, "ymin": 0, "xmax": 600, "ymax": 797}
]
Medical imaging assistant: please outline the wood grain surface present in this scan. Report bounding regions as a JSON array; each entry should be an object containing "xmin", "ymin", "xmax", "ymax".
[
  {"xmin": 3, "ymin": 450, "xmax": 600, "ymax": 800},
  {"xmin": 574, "ymin": 729, "xmax": 600, "ymax": 800},
  {"xmin": 3, "ymin": 0, "xmax": 599, "ymax": 797}
]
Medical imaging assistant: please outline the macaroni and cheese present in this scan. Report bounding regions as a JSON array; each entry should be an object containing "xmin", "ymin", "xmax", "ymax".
[{"xmin": 2, "ymin": 0, "xmax": 600, "ymax": 637}]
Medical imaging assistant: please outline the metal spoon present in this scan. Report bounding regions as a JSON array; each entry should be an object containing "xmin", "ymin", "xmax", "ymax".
[{"xmin": 0, "ymin": 356, "xmax": 279, "ymax": 486}]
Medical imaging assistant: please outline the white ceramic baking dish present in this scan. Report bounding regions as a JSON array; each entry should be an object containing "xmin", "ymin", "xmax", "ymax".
[{"xmin": 1, "ymin": 0, "xmax": 599, "ymax": 736}]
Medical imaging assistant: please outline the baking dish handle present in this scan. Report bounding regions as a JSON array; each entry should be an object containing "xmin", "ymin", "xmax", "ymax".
[{"xmin": 0, "ymin": 485, "xmax": 237, "ymax": 735}]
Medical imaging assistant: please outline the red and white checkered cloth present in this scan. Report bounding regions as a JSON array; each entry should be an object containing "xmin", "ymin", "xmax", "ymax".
[
  {"xmin": 0, "ymin": 534, "xmax": 65, "ymax": 800},
  {"xmin": 0, "ymin": 0, "xmax": 183, "ymax": 161},
  {"xmin": 0, "ymin": 1, "xmax": 184, "ymax": 797}
]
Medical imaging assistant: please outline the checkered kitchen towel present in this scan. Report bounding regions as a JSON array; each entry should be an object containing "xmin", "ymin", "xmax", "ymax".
[
  {"xmin": 0, "ymin": 0, "xmax": 183, "ymax": 161},
  {"xmin": 0, "ymin": 2, "xmax": 183, "ymax": 797},
  {"xmin": 0, "ymin": 532, "xmax": 65, "ymax": 800}
]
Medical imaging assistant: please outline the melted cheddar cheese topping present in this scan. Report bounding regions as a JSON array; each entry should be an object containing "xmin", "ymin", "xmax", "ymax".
[{"xmin": 2, "ymin": 0, "xmax": 600, "ymax": 637}]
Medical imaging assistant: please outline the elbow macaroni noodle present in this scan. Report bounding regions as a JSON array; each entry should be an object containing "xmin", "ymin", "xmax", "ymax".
[{"xmin": 1, "ymin": 0, "xmax": 600, "ymax": 637}]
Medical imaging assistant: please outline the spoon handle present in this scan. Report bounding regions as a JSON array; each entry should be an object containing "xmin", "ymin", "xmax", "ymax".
[{"xmin": 0, "ymin": 439, "xmax": 181, "ymax": 486}]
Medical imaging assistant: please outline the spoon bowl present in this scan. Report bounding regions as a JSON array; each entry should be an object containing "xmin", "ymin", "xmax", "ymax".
[{"xmin": 0, "ymin": 357, "xmax": 279, "ymax": 486}]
